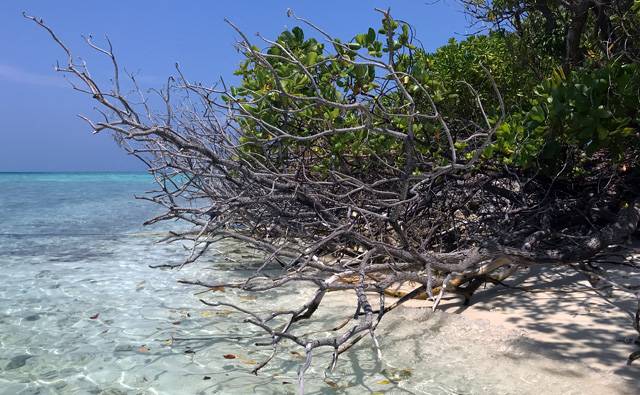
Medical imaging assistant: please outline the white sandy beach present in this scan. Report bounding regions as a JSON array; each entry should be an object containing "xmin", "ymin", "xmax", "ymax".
[{"xmin": 418, "ymin": 252, "xmax": 640, "ymax": 393}]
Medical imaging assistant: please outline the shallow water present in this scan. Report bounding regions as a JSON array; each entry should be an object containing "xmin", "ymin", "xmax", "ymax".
[{"xmin": 0, "ymin": 173, "xmax": 628, "ymax": 394}]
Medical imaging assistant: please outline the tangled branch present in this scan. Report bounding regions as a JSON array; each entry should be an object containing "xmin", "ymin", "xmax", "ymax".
[{"xmin": 26, "ymin": 9, "xmax": 640, "ymax": 392}]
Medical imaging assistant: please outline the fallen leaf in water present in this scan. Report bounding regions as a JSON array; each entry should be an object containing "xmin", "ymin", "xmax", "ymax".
[
  {"xmin": 376, "ymin": 379, "xmax": 391, "ymax": 385},
  {"xmin": 239, "ymin": 295, "xmax": 257, "ymax": 301},
  {"xmin": 163, "ymin": 339, "xmax": 173, "ymax": 346},
  {"xmin": 381, "ymin": 367, "xmax": 412, "ymax": 381},
  {"xmin": 223, "ymin": 354, "xmax": 237, "ymax": 359},
  {"xmin": 398, "ymin": 368, "xmax": 412, "ymax": 379},
  {"xmin": 290, "ymin": 351, "xmax": 302, "ymax": 357},
  {"xmin": 184, "ymin": 349, "xmax": 196, "ymax": 354},
  {"xmin": 203, "ymin": 376, "xmax": 211, "ymax": 380},
  {"xmin": 240, "ymin": 358, "xmax": 257, "ymax": 365},
  {"xmin": 282, "ymin": 381, "xmax": 291, "ymax": 385},
  {"xmin": 137, "ymin": 345, "xmax": 150, "ymax": 353},
  {"xmin": 210, "ymin": 286, "xmax": 225, "ymax": 292},
  {"xmin": 215, "ymin": 310, "xmax": 234, "ymax": 317},
  {"xmin": 89, "ymin": 313, "xmax": 99, "ymax": 320},
  {"xmin": 201, "ymin": 309, "xmax": 234, "ymax": 318},
  {"xmin": 324, "ymin": 379, "xmax": 339, "ymax": 389},
  {"xmin": 171, "ymin": 321, "xmax": 181, "ymax": 325}
]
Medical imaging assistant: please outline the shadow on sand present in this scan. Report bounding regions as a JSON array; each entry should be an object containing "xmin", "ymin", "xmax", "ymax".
[{"xmin": 437, "ymin": 259, "xmax": 640, "ymax": 393}]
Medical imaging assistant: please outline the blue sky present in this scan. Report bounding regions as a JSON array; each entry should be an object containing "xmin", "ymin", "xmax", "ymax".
[{"xmin": 0, "ymin": 1, "xmax": 472, "ymax": 171}]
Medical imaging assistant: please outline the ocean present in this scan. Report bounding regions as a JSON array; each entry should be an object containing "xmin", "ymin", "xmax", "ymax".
[
  {"xmin": 0, "ymin": 172, "xmax": 282, "ymax": 394},
  {"xmin": 0, "ymin": 173, "xmax": 619, "ymax": 394}
]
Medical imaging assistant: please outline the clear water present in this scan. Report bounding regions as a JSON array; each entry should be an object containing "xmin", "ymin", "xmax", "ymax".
[{"xmin": 0, "ymin": 173, "xmax": 630, "ymax": 394}]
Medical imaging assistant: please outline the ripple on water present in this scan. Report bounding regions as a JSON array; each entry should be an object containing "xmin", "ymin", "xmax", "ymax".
[
  {"xmin": 0, "ymin": 174, "xmax": 632, "ymax": 394},
  {"xmin": 0, "ymin": 239, "xmax": 626, "ymax": 395}
]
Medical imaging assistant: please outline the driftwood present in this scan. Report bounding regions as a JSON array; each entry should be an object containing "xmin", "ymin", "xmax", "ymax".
[{"xmin": 26, "ymin": 10, "xmax": 640, "ymax": 393}]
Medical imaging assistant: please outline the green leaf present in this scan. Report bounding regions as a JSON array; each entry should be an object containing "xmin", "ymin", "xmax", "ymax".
[
  {"xmin": 292, "ymin": 26, "xmax": 304, "ymax": 42},
  {"xmin": 306, "ymin": 51, "xmax": 318, "ymax": 65},
  {"xmin": 367, "ymin": 28, "xmax": 376, "ymax": 44},
  {"xmin": 597, "ymin": 127, "xmax": 608, "ymax": 140},
  {"xmin": 354, "ymin": 64, "xmax": 367, "ymax": 78}
]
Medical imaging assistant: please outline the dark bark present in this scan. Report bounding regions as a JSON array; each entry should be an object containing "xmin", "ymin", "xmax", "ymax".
[{"xmin": 565, "ymin": 0, "xmax": 591, "ymax": 70}]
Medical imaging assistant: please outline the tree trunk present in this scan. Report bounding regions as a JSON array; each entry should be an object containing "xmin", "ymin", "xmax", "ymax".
[{"xmin": 565, "ymin": 0, "xmax": 592, "ymax": 70}]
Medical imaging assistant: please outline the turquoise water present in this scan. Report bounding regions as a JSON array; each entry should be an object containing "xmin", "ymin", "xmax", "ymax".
[{"xmin": 0, "ymin": 173, "xmax": 626, "ymax": 394}]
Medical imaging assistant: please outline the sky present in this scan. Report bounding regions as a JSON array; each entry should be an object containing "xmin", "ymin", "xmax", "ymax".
[{"xmin": 0, "ymin": 1, "xmax": 473, "ymax": 172}]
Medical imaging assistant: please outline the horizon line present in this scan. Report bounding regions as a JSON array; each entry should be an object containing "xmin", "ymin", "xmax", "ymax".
[{"xmin": 0, "ymin": 170, "xmax": 148, "ymax": 174}]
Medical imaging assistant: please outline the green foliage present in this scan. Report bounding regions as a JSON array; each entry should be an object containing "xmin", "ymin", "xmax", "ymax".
[
  {"xmin": 540, "ymin": 64, "xmax": 639, "ymax": 156},
  {"xmin": 229, "ymin": 14, "xmax": 446, "ymax": 173},
  {"xmin": 492, "ymin": 62, "xmax": 640, "ymax": 169},
  {"xmin": 417, "ymin": 31, "xmax": 538, "ymax": 119},
  {"xmin": 464, "ymin": 0, "xmax": 640, "ymax": 67},
  {"xmin": 230, "ymin": 6, "xmax": 640, "ymax": 177}
]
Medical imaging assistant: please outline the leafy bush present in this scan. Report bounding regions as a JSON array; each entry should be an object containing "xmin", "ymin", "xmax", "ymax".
[
  {"xmin": 230, "ymin": 12, "xmax": 639, "ymax": 177},
  {"xmin": 492, "ymin": 62, "xmax": 640, "ymax": 170}
]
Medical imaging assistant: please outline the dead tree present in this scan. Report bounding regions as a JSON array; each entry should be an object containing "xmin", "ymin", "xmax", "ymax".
[{"xmin": 26, "ymin": 9, "xmax": 640, "ymax": 393}]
